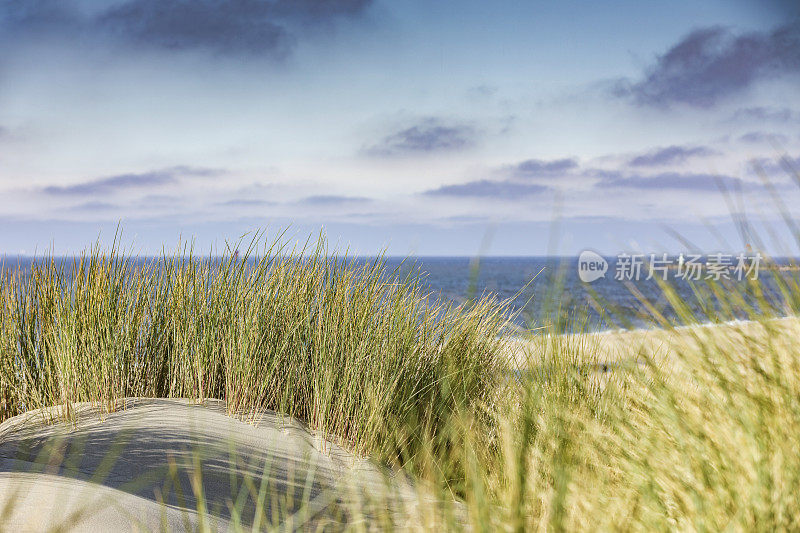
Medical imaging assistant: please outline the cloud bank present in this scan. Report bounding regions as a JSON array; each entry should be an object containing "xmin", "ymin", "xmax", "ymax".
[
  {"xmin": 619, "ymin": 21, "xmax": 800, "ymax": 108},
  {"xmin": 424, "ymin": 155, "xmax": 760, "ymax": 200},
  {"xmin": 1, "ymin": 0, "xmax": 374, "ymax": 58}
]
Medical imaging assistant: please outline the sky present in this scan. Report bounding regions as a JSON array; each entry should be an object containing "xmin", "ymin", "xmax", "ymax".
[{"xmin": 0, "ymin": 0, "xmax": 799, "ymax": 256}]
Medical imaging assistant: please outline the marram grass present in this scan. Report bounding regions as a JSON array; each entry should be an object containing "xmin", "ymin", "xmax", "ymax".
[
  {"xmin": 485, "ymin": 315, "xmax": 800, "ymax": 531},
  {"xmin": 0, "ymin": 234, "xmax": 510, "ymax": 469},
  {"xmin": 3, "ymin": 233, "xmax": 800, "ymax": 531}
]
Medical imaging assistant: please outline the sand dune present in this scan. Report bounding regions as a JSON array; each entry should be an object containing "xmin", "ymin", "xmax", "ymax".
[
  {"xmin": 9, "ymin": 319, "xmax": 795, "ymax": 530},
  {"xmin": 0, "ymin": 399, "xmax": 422, "ymax": 531}
]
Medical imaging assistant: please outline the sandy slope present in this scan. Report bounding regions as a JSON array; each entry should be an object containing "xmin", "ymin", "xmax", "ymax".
[
  {"xmin": 507, "ymin": 316, "xmax": 800, "ymax": 370},
  {"xmin": 0, "ymin": 399, "xmax": 420, "ymax": 532}
]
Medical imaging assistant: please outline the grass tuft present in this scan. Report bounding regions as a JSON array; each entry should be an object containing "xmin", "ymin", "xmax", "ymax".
[{"xmin": 0, "ymin": 232, "xmax": 510, "ymax": 474}]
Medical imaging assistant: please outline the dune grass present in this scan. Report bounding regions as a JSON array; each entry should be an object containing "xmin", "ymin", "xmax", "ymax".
[
  {"xmin": 0, "ymin": 233, "xmax": 510, "ymax": 472},
  {"xmin": 451, "ymin": 314, "xmax": 800, "ymax": 531},
  {"xmin": 2, "ymin": 229, "xmax": 800, "ymax": 531}
]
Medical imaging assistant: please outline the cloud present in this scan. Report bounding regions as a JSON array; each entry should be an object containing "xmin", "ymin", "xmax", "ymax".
[
  {"xmin": 426, "ymin": 152, "xmax": 766, "ymax": 200},
  {"xmin": 729, "ymin": 106, "xmax": 799, "ymax": 123},
  {"xmin": 44, "ymin": 172, "xmax": 175, "ymax": 196},
  {"xmin": 597, "ymin": 171, "xmax": 748, "ymax": 191},
  {"xmin": 510, "ymin": 158, "xmax": 578, "ymax": 177},
  {"xmin": 628, "ymin": 145, "xmax": 717, "ymax": 167},
  {"xmin": 270, "ymin": 0, "xmax": 372, "ymax": 21},
  {"xmin": 98, "ymin": 1, "xmax": 289, "ymax": 57},
  {"xmin": 1, "ymin": 0, "xmax": 374, "ymax": 57},
  {"xmin": 618, "ymin": 21, "xmax": 800, "ymax": 107},
  {"xmin": 420, "ymin": 156, "xmax": 578, "ymax": 200},
  {"xmin": 424, "ymin": 180, "xmax": 549, "ymax": 199},
  {"xmin": 738, "ymin": 131, "xmax": 789, "ymax": 144},
  {"xmin": 298, "ymin": 195, "xmax": 371, "ymax": 205},
  {"xmin": 0, "ymin": 0, "xmax": 82, "ymax": 32},
  {"xmin": 365, "ymin": 119, "xmax": 476, "ymax": 156},
  {"xmin": 42, "ymin": 166, "xmax": 220, "ymax": 196}
]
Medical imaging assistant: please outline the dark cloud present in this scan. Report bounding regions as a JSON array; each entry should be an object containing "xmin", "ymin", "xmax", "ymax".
[
  {"xmin": 424, "ymin": 180, "xmax": 549, "ymax": 199},
  {"xmin": 738, "ymin": 131, "xmax": 789, "ymax": 144},
  {"xmin": 511, "ymin": 158, "xmax": 578, "ymax": 177},
  {"xmin": 1, "ymin": 0, "xmax": 373, "ymax": 57},
  {"xmin": 365, "ymin": 119, "xmax": 476, "ymax": 156},
  {"xmin": 270, "ymin": 0, "xmax": 372, "ymax": 21},
  {"xmin": 598, "ymin": 172, "xmax": 748, "ymax": 191},
  {"xmin": 0, "ymin": 0, "xmax": 82, "ymax": 32},
  {"xmin": 628, "ymin": 145, "xmax": 716, "ymax": 167},
  {"xmin": 43, "ymin": 166, "xmax": 219, "ymax": 196},
  {"xmin": 299, "ymin": 195, "xmax": 371, "ymax": 205},
  {"xmin": 619, "ymin": 22, "xmax": 800, "ymax": 107},
  {"xmin": 97, "ymin": 0, "xmax": 291, "ymax": 56}
]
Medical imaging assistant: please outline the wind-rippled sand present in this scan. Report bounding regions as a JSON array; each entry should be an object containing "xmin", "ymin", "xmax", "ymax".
[{"xmin": 0, "ymin": 399, "xmax": 423, "ymax": 531}]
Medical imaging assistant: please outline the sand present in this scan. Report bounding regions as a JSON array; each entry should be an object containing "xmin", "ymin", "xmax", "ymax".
[
  {"xmin": 0, "ymin": 398, "xmax": 423, "ymax": 531},
  {"xmin": 507, "ymin": 316, "xmax": 800, "ymax": 371}
]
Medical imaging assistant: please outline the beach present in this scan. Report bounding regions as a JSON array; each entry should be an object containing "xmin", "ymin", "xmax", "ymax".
[{"xmin": 508, "ymin": 315, "xmax": 800, "ymax": 370}]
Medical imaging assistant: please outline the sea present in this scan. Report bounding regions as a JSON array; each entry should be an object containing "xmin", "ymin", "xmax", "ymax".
[
  {"xmin": 381, "ymin": 256, "xmax": 800, "ymax": 332},
  {"xmin": 3, "ymin": 255, "xmax": 798, "ymax": 333}
]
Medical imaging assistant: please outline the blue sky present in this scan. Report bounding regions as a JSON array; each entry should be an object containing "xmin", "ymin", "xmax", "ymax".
[{"xmin": 0, "ymin": 0, "xmax": 799, "ymax": 256}]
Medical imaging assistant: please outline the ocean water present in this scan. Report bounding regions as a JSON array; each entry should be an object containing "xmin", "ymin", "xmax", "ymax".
[
  {"xmin": 3, "ymin": 255, "xmax": 798, "ymax": 333},
  {"xmin": 381, "ymin": 256, "xmax": 799, "ymax": 332}
]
